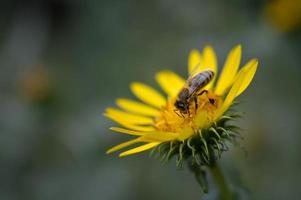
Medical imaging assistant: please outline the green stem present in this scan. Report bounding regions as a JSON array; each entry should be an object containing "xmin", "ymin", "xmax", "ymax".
[
  {"xmin": 209, "ymin": 161, "xmax": 233, "ymax": 200},
  {"xmin": 189, "ymin": 162, "xmax": 208, "ymax": 193}
]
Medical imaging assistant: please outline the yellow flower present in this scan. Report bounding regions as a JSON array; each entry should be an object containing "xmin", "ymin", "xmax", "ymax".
[
  {"xmin": 104, "ymin": 45, "xmax": 258, "ymax": 159},
  {"xmin": 263, "ymin": 0, "xmax": 301, "ymax": 32}
]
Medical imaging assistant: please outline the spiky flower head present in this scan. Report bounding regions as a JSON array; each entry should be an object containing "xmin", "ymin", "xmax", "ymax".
[{"xmin": 104, "ymin": 45, "xmax": 258, "ymax": 172}]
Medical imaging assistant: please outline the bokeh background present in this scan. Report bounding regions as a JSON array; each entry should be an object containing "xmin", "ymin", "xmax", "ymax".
[{"xmin": 1, "ymin": 0, "xmax": 301, "ymax": 199}]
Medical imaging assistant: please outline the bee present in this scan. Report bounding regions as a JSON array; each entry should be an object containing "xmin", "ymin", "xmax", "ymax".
[{"xmin": 174, "ymin": 69, "xmax": 214, "ymax": 116}]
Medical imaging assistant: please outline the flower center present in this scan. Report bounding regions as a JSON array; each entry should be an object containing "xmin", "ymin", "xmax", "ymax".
[{"xmin": 154, "ymin": 90, "xmax": 222, "ymax": 133}]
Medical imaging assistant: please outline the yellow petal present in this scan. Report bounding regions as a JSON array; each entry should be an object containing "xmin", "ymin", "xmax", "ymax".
[
  {"xmin": 235, "ymin": 59, "xmax": 258, "ymax": 97},
  {"xmin": 141, "ymin": 131, "xmax": 179, "ymax": 142},
  {"xmin": 130, "ymin": 82, "xmax": 166, "ymax": 108},
  {"xmin": 214, "ymin": 45, "xmax": 242, "ymax": 96},
  {"xmin": 202, "ymin": 46, "xmax": 218, "ymax": 89},
  {"xmin": 105, "ymin": 108, "xmax": 153, "ymax": 125},
  {"xmin": 119, "ymin": 142, "xmax": 160, "ymax": 157},
  {"xmin": 215, "ymin": 78, "xmax": 244, "ymax": 120},
  {"xmin": 189, "ymin": 46, "xmax": 217, "ymax": 85},
  {"xmin": 116, "ymin": 98, "xmax": 160, "ymax": 116},
  {"xmin": 188, "ymin": 49, "xmax": 202, "ymax": 74},
  {"xmin": 177, "ymin": 127, "xmax": 194, "ymax": 141},
  {"xmin": 106, "ymin": 138, "xmax": 141, "ymax": 154},
  {"xmin": 110, "ymin": 127, "xmax": 179, "ymax": 142},
  {"xmin": 110, "ymin": 127, "xmax": 146, "ymax": 136},
  {"xmin": 104, "ymin": 113, "xmax": 156, "ymax": 131},
  {"xmin": 155, "ymin": 70, "xmax": 185, "ymax": 97},
  {"xmin": 215, "ymin": 58, "xmax": 258, "ymax": 119}
]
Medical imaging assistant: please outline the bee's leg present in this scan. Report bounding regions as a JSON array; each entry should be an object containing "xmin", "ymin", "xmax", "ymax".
[
  {"xmin": 198, "ymin": 90, "xmax": 208, "ymax": 96},
  {"xmin": 193, "ymin": 96, "xmax": 198, "ymax": 113},
  {"xmin": 174, "ymin": 109, "xmax": 181, "ymax": 117},
  {"xmin": 198, "ymin": 90, "xmax": 215, "ymax": 105},
  {"xmin": 174, "ymin": 109, "xmax": 186, "ymax": 118},
  {"xmin": 209, "ymin": 98, "xmax": 216, "ymax": 105},
  {"xmin": 197, "ymin": 90, "xmax": 208, "ymax": 109},
  {"xmin": 182, "ymin": 112, "xmax": 185, "ymax": 118},
  {"xmin": 199, "ymin": 90, "xmax": 216, "ymax": 105}
]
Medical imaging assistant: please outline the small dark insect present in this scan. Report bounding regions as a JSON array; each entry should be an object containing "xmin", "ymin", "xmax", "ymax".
[{"xmin": 174, "ymin": 69, "xmax": 214, "ymax": 117}]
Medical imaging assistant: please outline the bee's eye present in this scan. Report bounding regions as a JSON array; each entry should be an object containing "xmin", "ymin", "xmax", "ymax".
[{"xmin": 175, "ymin": 101, "xmax": 185, "ymax": 109}]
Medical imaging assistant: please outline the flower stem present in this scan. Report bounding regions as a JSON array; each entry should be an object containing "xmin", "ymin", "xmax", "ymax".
[
  {"xmin": 209, "ymin": 161, "xmax": 233, "ymax": 200},
  {"xmin": 188, "ymin": 162, "xmax": 208, "ymax": 193}
]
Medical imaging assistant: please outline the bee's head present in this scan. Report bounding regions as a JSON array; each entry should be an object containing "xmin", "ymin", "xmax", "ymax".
[{"xmin": 175, "ymin": 100, "xmax": 188, "ymax": 112}]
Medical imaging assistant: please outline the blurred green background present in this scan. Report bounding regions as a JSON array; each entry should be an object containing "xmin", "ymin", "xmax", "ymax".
[{"xmin": 1, "ymin": 0, "xmax": 301, "ymax": 199}]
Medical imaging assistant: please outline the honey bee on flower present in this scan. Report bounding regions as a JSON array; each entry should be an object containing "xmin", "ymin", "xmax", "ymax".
[
  {"xmin": 174, "ymin": 69, "xmax": 215, "ymax": 117},
  {"xmin": 104, "ymin": 44, "xmax": 258, "ymax": 167}
]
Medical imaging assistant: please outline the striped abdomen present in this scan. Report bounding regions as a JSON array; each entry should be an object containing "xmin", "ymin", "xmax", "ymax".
[{"xmin": 188, "ymin": 70, "xmax": 214, "ymax": 95}]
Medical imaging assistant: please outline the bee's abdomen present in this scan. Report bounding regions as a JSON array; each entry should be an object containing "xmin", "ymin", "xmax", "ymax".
[
  {"xmin": 200, "ymin": 70, "xmax": 214, "ymax": 85},
  {"xmin": 191, "ymin": 70, "xmax": 214, "ymax": 89}
]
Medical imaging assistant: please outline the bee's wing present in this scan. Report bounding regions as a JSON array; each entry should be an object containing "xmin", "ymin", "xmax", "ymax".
[
  {"xmin": 185, "ymin": 64, "xmax": 203, "ymax": 98},
  {"xmin": 186, "ymin": 74, "xmax": 202, "ymax": 98},
  {"xmin": 181, "ymin": 65, "xmax": 200, "ymax": 90},
  {"xmin": 189, "ymin": 62, "xmax": 213, "ymax": 79},
  {"xmin": 187, "ymin": 70, "xmax": 213, "ymax": 98},
  {"xmin": 187, "ymin": 81, "xmax": 202, "ymax": 98},
  {"xmin": 183, "ymin": 65, "xmax": 211, "ymax": 98},
  {"xmin": 189, "ymin": 63, "xmax": 201, "ymax": 78}
]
